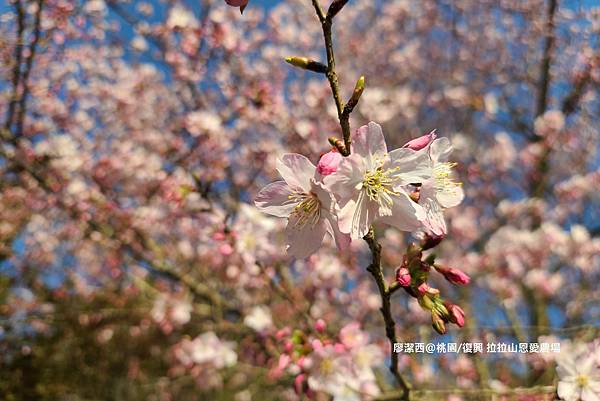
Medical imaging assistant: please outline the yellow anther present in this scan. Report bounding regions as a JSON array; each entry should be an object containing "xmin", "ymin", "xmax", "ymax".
[{"xmin": 290, "ymin": 192, "xmax": 321, "ymax": 228}]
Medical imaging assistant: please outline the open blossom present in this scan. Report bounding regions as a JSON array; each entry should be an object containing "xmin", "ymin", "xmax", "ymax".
[
  {"xmin": 175, "ymin": 332, "xmax": 237, "ymax": 369},
  {"xmin": 244, "ymin": 305, "xmax": 273, "ymax": 333},
  {"xmin": 325, "ymin": 122, "xmax": 430, "ymax": 239},
  {"xmin": 557, "ymin": 349, "xmax": 600, "ymax": 401},
  {"xmin": 255, "ymin": 154, "xmax": 349, "ymax": 258},
  {"xmin": 417, "ymin": 137, "xmax": 464, "ymax": 235}
]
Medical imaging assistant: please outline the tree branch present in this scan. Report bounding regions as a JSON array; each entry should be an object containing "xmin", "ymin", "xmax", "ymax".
[{"xmin": 364, "ymin": 228, "xmax": 411, "ymax": 401}]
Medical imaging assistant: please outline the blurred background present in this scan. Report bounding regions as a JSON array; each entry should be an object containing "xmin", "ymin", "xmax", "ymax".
[{"xmin": 0, "ymin": 0, "xmax": 599, "ymax": 400}]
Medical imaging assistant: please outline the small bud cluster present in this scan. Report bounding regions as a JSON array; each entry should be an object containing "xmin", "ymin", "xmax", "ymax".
[{"xmin": 394, "ymin": 244, "xmax": 470, "ymax": 334}]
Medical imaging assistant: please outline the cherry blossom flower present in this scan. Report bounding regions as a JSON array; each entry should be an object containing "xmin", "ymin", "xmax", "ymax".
[
  {"xmin": 417, "ymin": 137, "xmax": 464, "ymax": 236},
  {"xmin": 557, "ymin": 350, "xmax": 600, "ymax": 401},
  {"xmin": 255, "ymin": 154, "xmax": 349, "ymax": 258},
  {"xmin": 325, "ymin": 122, "xmax": 430, "ymax": 239},
  {"xmin": 244, "ymin": 305, "xmax": 273, "ymax": 333}
]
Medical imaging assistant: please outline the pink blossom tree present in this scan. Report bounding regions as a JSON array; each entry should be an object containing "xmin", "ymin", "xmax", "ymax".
[{"xmin": 1, "ymin": 0, "xmax": 599, "ymax": 400}]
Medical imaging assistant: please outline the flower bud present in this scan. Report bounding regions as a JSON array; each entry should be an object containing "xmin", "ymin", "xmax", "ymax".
[
  {"xmin": 417, "ymin": 283, "xmax": 440, "ymax": 295},
  {"xmin": 314, "ymin": 319, "xmax": 326, "ymax": 333},
  {"xmin": 402, "ymin": 130, "xmax": 437, "ymax": 151},
  {"xmin": 285, "ymin": 56, "xmax": 328, "ymax": 73},
  {"xmin": 294, "ymin": 374, "xmax": 306, "ymax": 395},
  {"xmin": 435, "ymin": 265, "xmax": 470, "ymax": 285},
  {"xmin": 317, "ymin": 150, "xmax": 342, "ymax": 176},
  {"xmin": 421, "ymin": 233, "xmax": 444, "ymax": 250},
  {"xmin": 444, "ymin": 302, "xmax": 466, "ymax": 327},
  {"xmin": 395, "ymin": 267, "xmax": 411, "ymax": 287},
  {"xmin": 432, "ymin": 311, "xmax": 447, "ymax": 335}
]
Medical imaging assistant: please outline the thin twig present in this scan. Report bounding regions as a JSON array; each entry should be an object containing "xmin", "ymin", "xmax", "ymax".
[
  {"xmin": 311, "ymin": 0, "xmax": 352, "ymax": 155},
  {"xmin": 16, "ymin": 0, "xmax": 44, "ymax": 137},
  {"xmin": 4, "ymin": 0, "xmax": 25, "ymax": 132}
]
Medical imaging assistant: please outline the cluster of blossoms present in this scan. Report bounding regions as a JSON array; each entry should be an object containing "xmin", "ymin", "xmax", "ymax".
[
  {"xmin": 255, "ymin": 121, "xmax": 464, "ymax": 258},
  {"xmin": 271, "ymin": 322, "xmax": 383, "ymax": 401},
  {"xmin": 256, "ymin": 122, "xmax": 469, "ymax": 334},
  {"xmin": 172, "ymin": 332, "xmax": 238, "ymax": 389}
]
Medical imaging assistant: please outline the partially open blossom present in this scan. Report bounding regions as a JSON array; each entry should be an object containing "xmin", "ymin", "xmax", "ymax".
[
  {"xmin": 396, "ymin": 267, "xmax": 411, "ymax": 286},
  {"xmin": 324, "ymin": 122, "xmax": 430, "ymax": 238},
  {"xmin": 317, "ymin": 150, "xmax": 343, "ymax": 176},
  {"xmin": 255, "ymin": 154, "xmax": 349, "ymax": 258},
  {"xmin": 435, "ymin": 265, "xmax": 471, "ymax": 285},
  {"xmin": 402, "ymin": 130, "xmax": 437, "ymax": 150}
]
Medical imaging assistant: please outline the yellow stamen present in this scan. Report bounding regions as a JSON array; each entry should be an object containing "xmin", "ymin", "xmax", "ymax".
[
  {"xmin": 434, "ymin": 162, "xmax": 462, "ymax": 192},
  {"xmin": 289, "ymin": 192, "xmax": 321, "ymax": 228},
  {"xmin": 362, "ymin": 167, "xmax": 401, "ymax": 208}
]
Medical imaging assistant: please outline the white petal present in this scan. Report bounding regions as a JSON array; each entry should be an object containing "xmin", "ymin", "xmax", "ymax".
[
  {"xmin": 430, "ymin": 137, "xmax": 452, "ymax": 162},
  {"xmin": 352, "ymin": 122, "xmax": 387, "ymax": 168},
  {"xmin": 325, "ymin": 215, "xmax": 351, "ymax": 251},
  {"xmin": 324, "ymin": 154, "xmax": 364, "ymax": 202},
  {"xmin": 276, "ymin": 153, "xmax": 316, "ymax": 192},
  {"xmin": 387, "ymin": 147, "xmax": 432, "ymax": 185},
  {"xmin": 558, "ymin": 359, "xmax": 579, "ymax": 379},
  {"xmin": 423, "ymin": 198, "xmax": 447, "ymax": 236},
  {"xmin": 254, "ymin": 181, "xmax": 295, "ymax": 217},
  {"xmin": 310, "ymin": 179, "xmax": 334, "ymax": 214},
  {"xmin": 557, "ymin": 380, "xmax": 579, "ymax": 401},
  {"xmin": 336, "ymin": 199, "xmax": 356, "ymax": 234},
  {"xmin": 582, "ymin": 386, "xmax": 600, "ymax": 401},
  {"xmin": 285, "ymin": 217, "xmax": 327, "ymax": 259},
  {"xmin": 436, "ymin": 185, "xmax": 464, "ymax": 208},
  {"xmin": 378, "ymin": 191, "xmax": 425, "ymax": 232},
  {"xmin": 351, "ymin": 190, "xmax": 379, "ymax": 238}
]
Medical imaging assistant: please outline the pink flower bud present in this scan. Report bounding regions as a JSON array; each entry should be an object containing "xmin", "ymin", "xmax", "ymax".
[
  {"xmin": 435, "ymin": 266, "xmax": 470, "ymax": 285},
  {"xmin": 294, "ymin": 374, "xmax": 306, "ymax": 395},
  {"xmin": 402, "ymin": 130, "xmax": 437, "ymax": 150},
  {"xmin": 317, "ymin": 150, "xmax": 343, "ymax": 176},
  {"xmin": 395, "ymin": 267, "xmax": 411, "ymax": 287},
  {"xmin": 417, "ymin": 282, "xmax": 430, "ymax": 295},
  {"xmin": 314, "ymin": 319, "xmax": 326, "ymax": 333},
  {"xmin": 218, "ymin": 243, "xmax": 234, "ymax": 256},
  {"xmin": 445, "ymin": 303, "xmax": 465, "ymax": 327}
]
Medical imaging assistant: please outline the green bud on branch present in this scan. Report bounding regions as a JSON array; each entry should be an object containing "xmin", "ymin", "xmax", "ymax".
[
  {"xmin": 285, "ymin": 56, "xmax": 327, "ymax": 74},
  {"xmin": 328, "ymin": 136, "xmax": 347, "ymax": 155},
  {"xmin": 344, "ymin": 75, "xmax": 365, "ymax": 114}
]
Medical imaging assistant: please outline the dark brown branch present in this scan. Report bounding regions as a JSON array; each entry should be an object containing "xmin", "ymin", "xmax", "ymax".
[
  {"xmin": 4, "ymin": 0, "xmax": 25, "ymax": 132},
  {"xmin": 364, "ymin": 228, "xmax": 411, "ymax": 401},
  {"xmin": 311, "ymin": 0, "xmax": 352, "ymax": 155},
  {"xmin": 535, "ymin": 0, "xmax": 558, "ymax": 117},
  {"xmin": 15, "ymin": 0, "xmax": 44, "ymax": 137}
]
